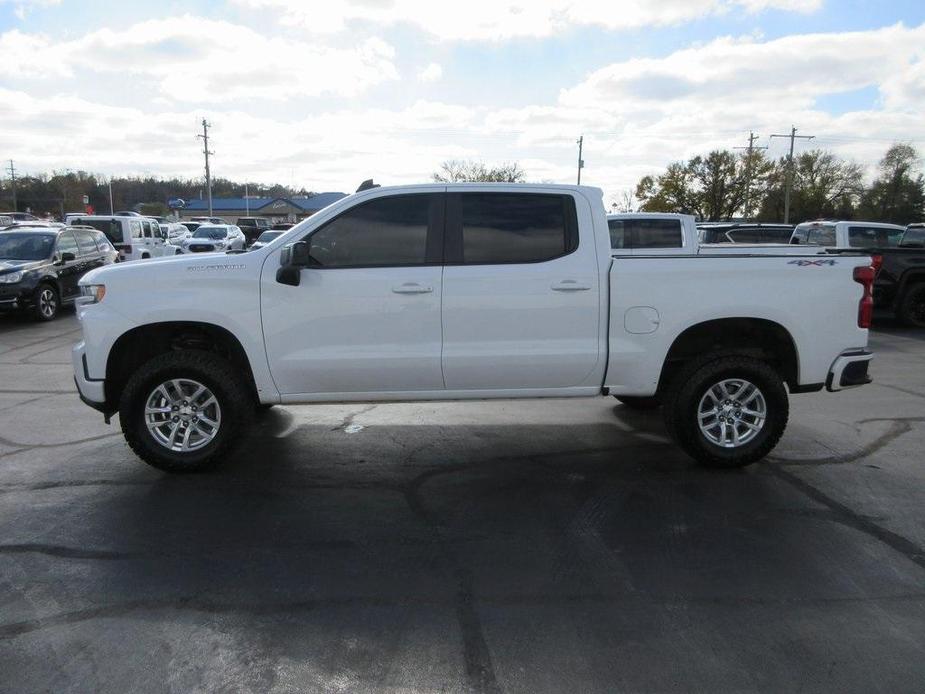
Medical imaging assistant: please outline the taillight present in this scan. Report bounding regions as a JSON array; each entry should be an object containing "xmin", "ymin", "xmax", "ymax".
[
  {"xmin": 854, "ymin": 265, "xmax": 874, "ymax": 329},
  {"xmin": 870, "ymin": 254, "xmax": 883, "ymax": 276}
]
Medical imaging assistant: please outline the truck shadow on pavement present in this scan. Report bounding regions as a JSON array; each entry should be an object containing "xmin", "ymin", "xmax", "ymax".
[{"xmin": 4, "ymin": 408, "xmax": 925, "ymax": 692}]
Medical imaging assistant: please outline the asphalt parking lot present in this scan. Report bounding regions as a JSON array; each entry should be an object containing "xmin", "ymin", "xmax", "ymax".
[{"xmin": 1, "ymin": 310, "xmax": 924, "ymax": 693}]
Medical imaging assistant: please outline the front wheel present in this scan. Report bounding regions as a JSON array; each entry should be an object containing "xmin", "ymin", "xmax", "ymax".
[
  {"xmin": 663, "ymin": 355, "xmax": 789, "ymax": 468},
  {"xmin": 119, "ymin": 350, "xmax": 253, "ymax": 472},
  {"xmin": 898, "ymin": 283, "xmax": 925, "ymax": 328}
]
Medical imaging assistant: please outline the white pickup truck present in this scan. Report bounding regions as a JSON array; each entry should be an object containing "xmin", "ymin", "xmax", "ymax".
[{"xmin": 72, "ymin": 184, "xmax": 874, "ymax": 473}]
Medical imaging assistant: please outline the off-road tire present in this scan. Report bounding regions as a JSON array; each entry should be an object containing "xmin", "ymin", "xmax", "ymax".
[
  {"xmin": 898, "ymin": 283, "xmax": 925, "ymax": 329},
  {"xmin": 119, "ymin": 350, "xmax": 253, "ymax": 473},
  {"xmin": 662, "ymin": 354, "xmax": 789, "ymax": 469},
  {"xmin": 614, "ymin": 395, "xmax": 661, "ymax": 410}
]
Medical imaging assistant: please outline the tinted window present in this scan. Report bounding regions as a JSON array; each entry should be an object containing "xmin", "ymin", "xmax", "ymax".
[
  {"xmin": 56, "ymin": 231, "xmax": 79, "ymax": 257},
  {"xmin": 193, "ymin": 226, "xmax": 228, "ymax": 239},
  {"xmin": 608, "ymin": 220, "xmax": 628, "ymax": 249},
  {"xmin": 460, "ymin": 193, "xmax": 574, "ymax": 264},
  {"xmin": 74, "ymin": 230, "xmax": 98, "ymax": 255},
  {"xmin": 130, "ymin": 220, "xmax": 143, "ymax": 239},
  {"xmin": 848, "ymin": 226, "xmax": 903, "ymax": 248},
  {"xmin": 256, "ymin": 230, "xmax": 284, "ymax": 242},
  {"xmin": 74, "ymin": 218, "xmax": 123, "ymax": 244},
  {"xmin": 609, "ymin": 217, "xmax": 682, "ymax": 249},
  {"xmin": 630, "ymin": 218, "xmax": 682, "ymax": 248},
  {"xmin": 807, "ymin": 226, "xmax": 836, "ymax": 246},
  {"xmin": 901, "ymin": 229, "xmax": 925, "ymax": 248},
  {"xmin": 309, "ymin": 194, "xmax": 435, "ymax": 267}
]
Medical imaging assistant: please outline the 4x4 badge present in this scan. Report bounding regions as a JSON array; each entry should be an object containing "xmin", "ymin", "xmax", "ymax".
[{"xmin": 788, "ymin": 259, "xmax": 837, "ymax": 266}]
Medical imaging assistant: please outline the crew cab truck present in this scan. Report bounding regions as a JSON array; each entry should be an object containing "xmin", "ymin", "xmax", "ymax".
[{"xmin": 72, "ymin": 184, "xmax": 874, "ymax": 473}]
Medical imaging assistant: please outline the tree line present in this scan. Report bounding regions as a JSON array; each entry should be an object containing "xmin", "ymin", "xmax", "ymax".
[
  {"xmin": 632, "ymin": 143, "xmax": 924, "ymax": 224},
  {"xmin": 0, "ymin": 170, "xmax": 316, "ymax": 218}
]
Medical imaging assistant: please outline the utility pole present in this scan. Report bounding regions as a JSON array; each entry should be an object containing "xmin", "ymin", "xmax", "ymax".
[
  {"xmin": 734, "ymin": 132, "xmax": 767, "ymax": 221},
  {"xmin": 108, "ymin": 177, "xmax": 114, "ymax": 214},
  {"xmin": 576, "ymin": 135, "xmax": 584, "ymax": 185},
  {"xmin": 197, "ymin": 119, "xmax": 214, "ymax": 217},
  {"xmin": 770, "ymin": 126, "xmax": 814, "ymax": 224},
  {"xmin": 6, "ymin": 160, "xmax": 17, "ymax": 212},
  {"xmin": 245, "ymin": 182, "xmax": 249, "ymax": 215}
]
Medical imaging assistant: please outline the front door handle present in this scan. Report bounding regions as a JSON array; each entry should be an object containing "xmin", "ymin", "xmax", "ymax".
[
  {"xmin": 551, "ymin": 280, "xmax": 591, "ymax": 291},
  {"xmin": 392, "ymin": 283, "xmax": 433, "ymax": 294}
]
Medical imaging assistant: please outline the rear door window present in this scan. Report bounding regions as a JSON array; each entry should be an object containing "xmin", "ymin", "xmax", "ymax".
[
  {"xmin": 74, "ymin": 230, "xmax": 98, "ymax": 255},
  {"xmin": 848, "ymin": 226, "xmax": 903, "ymax": 248},
  {"xmin": 130, "ymin": 220, "xmax": 143, "ymax": 239},
  {"xmin": 452, "ymin": 193, "xmax": 577, "ymax": 264}
]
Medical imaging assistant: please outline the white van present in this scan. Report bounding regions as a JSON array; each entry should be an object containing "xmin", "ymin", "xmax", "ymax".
[{"xmin": 70, "ymin": 215, "xmax": 180, "ymax": 261}]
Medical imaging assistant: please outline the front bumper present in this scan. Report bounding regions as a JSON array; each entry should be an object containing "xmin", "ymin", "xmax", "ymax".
[
  {"xmin": 72, "ymin": 340, "xmax": 106, "ymax": 405},
  {"xmin": 826, "ymin": 350, "xmax": 873, "ymax": 392},
  {"xmin": 0, "ymin": 286, "xmax": 32, "ymax": 312}
]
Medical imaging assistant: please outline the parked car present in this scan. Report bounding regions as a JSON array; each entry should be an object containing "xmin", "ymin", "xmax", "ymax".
[
  {"xmin": 0, "ymin": 226, "xmax": 117, "ymax": 320},
  {"xmin": 1, "ymin": 212, "xmax": 39, "ymax": 222},
  {"xmin": 165, "ymin": 223, "xmax": 192, "ymax": 244},
  {"xmin": 236, "ymin": 217, "xmax": 271, "ymax": 245},
  {"xmin": 64, "ymin": 212, "xmax": 88, "ymax": 225},
  {"xmin": 69, "ymin": 215, "xmax": 177, "ymax": 261},
  {"xmin": 609, "ymin": 213, "xmax": 819, "ymax": 257},
  {"xmin": 190, "ymin": 216, "xmax": 226, "ymax": 224},
  {"xmin": 271, "ymin": 222, "xmax": 294, "ymax": 231},
  {"xmin": 699, "ymin": 223, "xmax": 794, "ymax": 244},
  {"xmin": 73, "ymin": 183, "xmax": 874, "ymax": 473},
  {"xmin": 0, "ymin": 215, "xmax": 13, "ymax": 228},
  {"xmin": 113, "ymin": 211, "xmax": 142, "ymax": 217},
  {"xmin": 179, "ymin": 224, "xmax": 245, "ymax": 253},
  {"xmin": 790, "ymin": 220, "xmax": 906, "ymax": 248},
  {"xmin": 249, "ymin": 229, "xmax": 286, "ymax": 250},
  {"xmin": 179, "ymin": 221, "xmax": 202, "ymax": 234}
]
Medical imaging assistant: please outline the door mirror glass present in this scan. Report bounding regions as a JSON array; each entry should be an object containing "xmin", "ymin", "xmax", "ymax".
[{"xmin": 61, "ymin": 251, "xmax": 76, "ymax": 262}]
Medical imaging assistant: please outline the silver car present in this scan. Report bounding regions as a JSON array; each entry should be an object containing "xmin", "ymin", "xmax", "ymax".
[{"xmin": 180, "ymin": 224, "xmax": 246, "ymax": 253}]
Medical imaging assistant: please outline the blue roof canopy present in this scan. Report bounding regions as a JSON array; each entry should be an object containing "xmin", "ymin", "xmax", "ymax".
[{"xmin": 183, "ymin": 193, "xmax": 347, "ymax": 212}]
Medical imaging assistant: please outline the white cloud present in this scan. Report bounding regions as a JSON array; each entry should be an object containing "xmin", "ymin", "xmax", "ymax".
[
  {"xmin": 0, "ymin": 15, "xmax": 398, "ymax": 101},
  {"xmin": 235, "ymin": 0, "xmax": 821, "ymax": 41},
  {"xmin": 419, "ymin": 62, "xmax": 443, "ymax": 83}
]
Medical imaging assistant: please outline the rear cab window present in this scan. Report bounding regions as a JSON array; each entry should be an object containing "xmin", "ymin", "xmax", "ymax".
[
  {"xmin": 609, "ymin": 217, "xmax": 683, "ymax": 252},
  {"xmin": 848, "ymin": 226, "xmax": 903, "ymax": 248}
]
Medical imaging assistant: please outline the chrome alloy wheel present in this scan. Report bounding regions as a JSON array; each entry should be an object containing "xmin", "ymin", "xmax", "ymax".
[
  {"xmin": 144, "ymin": 379, "xmax": 222, "ymax": 452},
  {"xmin": 39, "ymin": 288, "xmax": 57, "ymax": 318},
  {"xmin": 697, "ymin": 378, "xmax": 767, "ymax": 448}
]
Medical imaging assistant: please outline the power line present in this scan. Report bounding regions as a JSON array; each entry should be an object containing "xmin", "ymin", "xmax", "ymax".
[
  {"xmin": 6, "ymin": 160, "xmax": 17, "ymax": 212},
  {"xmin": 197, "ymin": 119, "xmax": 214, "ymax": 217},
  {"xmin": 770, "ymin": 126, "xmax": 815, "ymax": 224},
  {"xmin": 734, "ymin": 132, "xmax": 768, "ymax": 222}
]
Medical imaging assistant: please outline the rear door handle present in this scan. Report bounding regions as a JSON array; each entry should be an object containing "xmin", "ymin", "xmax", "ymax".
[
  {"xmin": 551, "ymin": 280, "xmax": 591, "ymax": 291},
  {"xmin": 392, "ymin": 283, "xmax": 433, "ymax": 294}
]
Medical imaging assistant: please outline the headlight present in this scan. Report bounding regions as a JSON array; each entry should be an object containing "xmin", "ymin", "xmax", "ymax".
[
  {"xmin": 79, "ymin": 284, "xmax": 106, "ymax": 304},
  {"xmin": 0, "ymin": 271, "xmax": 23, "ymax": 284}
]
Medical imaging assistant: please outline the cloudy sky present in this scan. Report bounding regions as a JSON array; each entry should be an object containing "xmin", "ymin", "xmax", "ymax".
[{"xmin": 1, "ymin": 0, "xmax": 924, "ymax": 203}]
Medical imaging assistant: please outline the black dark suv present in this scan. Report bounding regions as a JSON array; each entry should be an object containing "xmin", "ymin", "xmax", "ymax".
[
  {"xmin": 236, "ymin": 217, "xmax": 271, "ymax": 245},
  {"xmin": 0, "ymin": 226, "xmax": 118, "ymax": 321}
]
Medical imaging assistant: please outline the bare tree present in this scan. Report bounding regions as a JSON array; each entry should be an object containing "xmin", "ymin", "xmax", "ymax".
[{"xmin": 432, "ymin": 160, "xmax": 526, "ymax": 183}]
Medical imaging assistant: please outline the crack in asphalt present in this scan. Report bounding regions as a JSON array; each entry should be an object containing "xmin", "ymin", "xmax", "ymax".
[
  {"xmin": 769, "ymin": 466, "xmax": 925, "ymax": 572},
  {"xmin": 768, "ymin": 417, "xmax": 925, "ymax": 467}
]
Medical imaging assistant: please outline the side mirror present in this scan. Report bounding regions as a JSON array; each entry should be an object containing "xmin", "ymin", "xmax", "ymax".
[
  {"xmin": 277, "ymin": 241, "xmax": 311, "ymax": 286},
  {"xmin": 61, "ymin": 252, "xmax": 76, "ymax": 262}
]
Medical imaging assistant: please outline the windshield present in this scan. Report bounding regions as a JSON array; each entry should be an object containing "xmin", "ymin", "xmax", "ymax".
[
  {"xmin": 192, "ymin": 227, "xmax": 228, "ymax": 239},
  {"xmin": 256, "ymin": 231, "xmax": 284, "ymax": 242},
  {"xmin": 0, "ymin": 233, "xmax": 56, "ymax": 260}
]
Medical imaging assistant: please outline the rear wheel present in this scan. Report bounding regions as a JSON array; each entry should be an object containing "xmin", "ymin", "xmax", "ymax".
[
  {"xmin": 663, "ymin": 355, "xmax": 788, "ymax": 468},
  {"xmin": 614, "ymin": 395, "xmax": 660, "ymax": 410},
  {"xmin": 119, "ymin": 350, "xmax": 253, "ymax": 473},
  {"xmin": 32, "ymin": 284, "xmax": 59, "ymax": 321},
  {"xmin": 898, "ymin": 283, "xmax": 925, "ymax": 328}
]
